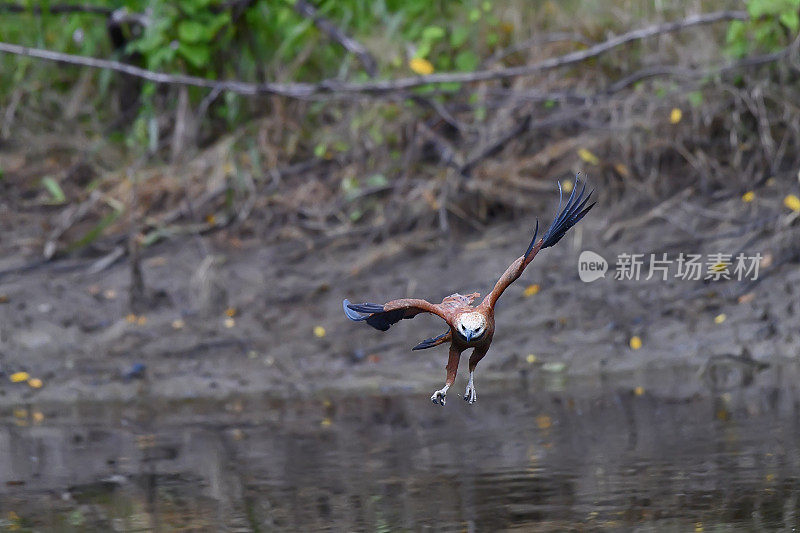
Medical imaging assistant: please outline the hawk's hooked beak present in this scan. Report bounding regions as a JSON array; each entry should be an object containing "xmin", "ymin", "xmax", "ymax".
[{"xmin": 464, "ymin": 330, "xmax": 475, "ymax": 342}]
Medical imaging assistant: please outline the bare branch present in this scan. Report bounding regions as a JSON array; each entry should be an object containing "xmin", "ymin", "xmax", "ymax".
[
  {"xmin": 0, "ymin": 3, "xmax": 113, "ymax": 15},
  {"xmin": 0, "ymin": 41, "xmax": 313, "ymax": 97},
  {"xmin": 0, "ymin": 10, "xmax": 748, "ymax": 99}
]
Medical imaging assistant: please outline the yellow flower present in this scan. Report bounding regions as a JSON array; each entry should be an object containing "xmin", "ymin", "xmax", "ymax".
[
  {"xmin": 224, "ymin": 318, "xmax": 236, "ymax": 328},
  {"xmin": 629, "ymin": 336, "xmax": 642, "ymax": 350},
  {"xmin": 535, "ymin": 415, "xmax": 552, "ymax": 429},
  {"xmin": 742, "ymin": 191, "xmax": 755, "ymax": 203},
  {"xmin": 523, "ymin": 284, "xmax": 540, "ymax": 297},
  {"xmin": 577, "ymin": 148, "xmax": 599, "ymax": 166},
  {"xmin": 313, "ymin": 326, "xmax": 326, "ymax": 338},
  {"xmin": 28, "ymin": 378, "xmax": 43, "ymax": 389},
  {"xmin": 409, "ymin": 57, "xmax": 434, "ymax": 75},
  {"xmin": 225, "ymin": 307, "xmax": 237, "ymax": 317},
  {"xmin": 634, "ymin": 386, "xmax": 645, "ymax": 396},
  {"xmin": 10, "ymin": 372, "xmax": 29, "ymax": 383},
  {"xmin": 526, "ymin": 354, "xmax": 537, "ymax": 364},
  {"xmin": 784, "ymin": 194, "xmax": 800, "ymax": 212},
  {"xmin": 670, "ymin": 107, "xmax": 683, "ymax": 124},
  {"xmin": 714, "ymin": 313, "xmax": 726, "ymax": 324},
  {"xmin": 172, "ymin": 319, "xmax": 185, "ymax": 330}
]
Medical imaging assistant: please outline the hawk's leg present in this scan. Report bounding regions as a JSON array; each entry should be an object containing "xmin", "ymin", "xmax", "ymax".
[
  {"xmin": 464, "ymin": 371, "xmax": 476, "ymax": 404},
  {"xmin": 464, "ymin": 346, "xmax": 489, "ymax": 405},
  {"xmin": 432, "ymin": 345, "xmax": 462, "ymax": 406}
]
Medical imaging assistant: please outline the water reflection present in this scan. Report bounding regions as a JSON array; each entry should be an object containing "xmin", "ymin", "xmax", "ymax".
[{"xmin": 2, "ymin": 365, "xmax": 800, "ymax": 531}]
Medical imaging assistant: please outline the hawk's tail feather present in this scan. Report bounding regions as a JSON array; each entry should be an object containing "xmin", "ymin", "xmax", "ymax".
[
  {"xmin": 523, "ymin": 219, "xmax": 539, "ymax": 260},
  {"xmin": 412, "ymin": 330, "xmax": 451, "ymax": 351},
  {"xmin": 343, "ymin": 299, "xmax": 406, "ymax": 332},
  {"xmin": 541, "ymin": 178, "xmax": 595, "ymax": 249}
]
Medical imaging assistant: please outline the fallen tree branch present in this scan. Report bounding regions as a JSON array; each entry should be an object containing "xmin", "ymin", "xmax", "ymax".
[{"xmin": 0, "ymin": 10, "xmax": 748, "ymax": 99}]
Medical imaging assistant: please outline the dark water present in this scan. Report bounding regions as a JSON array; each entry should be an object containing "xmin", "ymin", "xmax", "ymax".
[{"xmin": 2, "ymin": 367, "xmax": 800, "ymax": 532}]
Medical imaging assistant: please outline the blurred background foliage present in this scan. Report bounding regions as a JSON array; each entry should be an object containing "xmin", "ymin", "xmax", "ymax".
[{"xmin": 1, "ymin": 0, "xmax": 799, "ymax": 258}]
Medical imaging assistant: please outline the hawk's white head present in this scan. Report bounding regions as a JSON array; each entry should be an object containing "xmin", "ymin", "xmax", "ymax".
[{"xmin": 456, "ymin": 312, "xmax": 487, "ymax": 342}]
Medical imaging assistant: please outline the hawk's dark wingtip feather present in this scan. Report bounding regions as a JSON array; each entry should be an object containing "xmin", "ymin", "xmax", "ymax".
[
  {"xmin": 342, "ymin": 299, "xmax": 370, "ymax": 321},
  {"xmin": 347, "ymin": 302, "xmax": 385, "ymax": 314},
  {"xmin": 541, "ymin": 178, "xmax": 595, "ymax": 249},
  {"xmin": 412, "ymin": 331, "xmax": 449, "ymax": 351},
  {"xmin": 343, "ymin": 300, "xmax": 406, "ymax": 332}
]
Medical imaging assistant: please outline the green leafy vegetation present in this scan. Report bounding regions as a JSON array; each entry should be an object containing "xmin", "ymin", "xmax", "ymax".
[
  {"xmin": 725, "ymin": 0, "xmax": 800, "ymax": 57},
  {"xmin": 0, "ymin": 0, "xmax": 514, "ymax": 151}
]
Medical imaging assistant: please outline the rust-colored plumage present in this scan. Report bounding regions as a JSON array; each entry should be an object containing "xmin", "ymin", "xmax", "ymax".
[{"xmin": 344, "ymin": 179, "xmax": 595, "ymax": 405}]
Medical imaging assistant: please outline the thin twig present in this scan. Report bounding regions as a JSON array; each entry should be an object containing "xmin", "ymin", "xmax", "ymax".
[
  {"xmin": 293, "ymin": 0, "xmax": 377, "ymax": 76},
  {"xmin": 0, "ymin": 10, "xmax": 748, "ymax": 99}
]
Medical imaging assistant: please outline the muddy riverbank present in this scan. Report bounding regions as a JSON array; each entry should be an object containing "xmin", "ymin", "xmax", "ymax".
[{"xmin": 1, "ymin": 182, "xmax": 799, "ymax": 406}]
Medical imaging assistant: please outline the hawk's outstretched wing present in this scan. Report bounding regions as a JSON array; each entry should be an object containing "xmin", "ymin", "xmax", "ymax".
[
  {"xmin": 483, "ymin": 179, "xmax": 595, "ymax": 308},
  {"xmin": 343, "ymin": 298, "xmax": 448, "ymax": 332}
]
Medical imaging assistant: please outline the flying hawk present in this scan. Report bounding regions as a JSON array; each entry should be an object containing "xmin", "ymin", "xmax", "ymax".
[{"xmin": 344, "ymin": 179, "xmax": 595, "ymax": 406}]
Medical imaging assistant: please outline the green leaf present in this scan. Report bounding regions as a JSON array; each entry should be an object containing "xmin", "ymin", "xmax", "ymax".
[
  {"xmin": 127, "ymin": 32, "xmax": 164, "ymax": 55},
  {"xmin": 688, "ymin": 91, "xmax": 704, "ymax": 107},
  {"xmin": 314, "ymin": 143, "xmax": 327, "ymax": 158},
  {"xmin": 438, "ymin": 81, "xmax": 462, "ymax": 92},
  {"xmin": 177, "ymin": 42, "xmax": 210, "ymax": 68},
  {"xmin": 450, "ymin": 27, "xmax": 469, "ymax": 48},
  {"xmin": 366, "ymin": 174, "xmax": 388, "ymax": 187},
  {"xmin": 779, "ymin": 10, "xmax": 799, "ymax": 33},
  {"xmin": 178, "ymin": 20, "xmax": 206, "ymax": 44},
  {"xmin": 148, "ymin": 46, "xmax": 177, "ymax": 69},
  {"xmin": 455, "ymin": 50, "xmax": 479, "ymax": 71},
  {"xmin": 416, "ymin": 41, "xmax": 432, "ymax": 59},
  {"xmin": 421, "ymin": 25, "xmax": 445, "ymax": 41},
  {"xmin": 205, "ymin": 12, "xmax": 232, "ymax": 40},
  {"xmin": 42, "ymin": 177, "xmax": 66, "ymax": 203},
  {"xmin": 68, "ymin": 509, "xmax": 86, "ymax": 527},
  {"xmin": 725, "ymin": 20, "xmax": 746, "ymax": 46}
]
